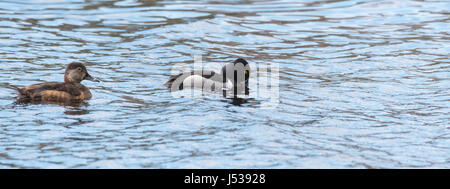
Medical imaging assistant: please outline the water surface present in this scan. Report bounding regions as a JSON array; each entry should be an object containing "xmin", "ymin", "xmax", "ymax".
[{"xmin": 0, "ymin": 0, "xmax": 449, "ymax": 168}]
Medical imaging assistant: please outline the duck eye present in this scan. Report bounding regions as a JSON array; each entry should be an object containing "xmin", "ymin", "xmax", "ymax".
[{"xmin": 77, "ymin": 67, "xmax": 82, "ymax": 71}]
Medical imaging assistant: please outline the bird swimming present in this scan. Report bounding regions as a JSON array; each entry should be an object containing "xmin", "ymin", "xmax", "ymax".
[
  {"xmin": 12, "ymin": 62, "xmax": 98, "ymax": 103},
  {"xmin": 164, "ymin": 58, "xmax": 250, "ymax": 94}
]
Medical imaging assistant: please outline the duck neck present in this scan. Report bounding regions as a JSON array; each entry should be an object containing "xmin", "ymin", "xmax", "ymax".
[{"xmin": 64, "ymin": 75, "xmax": 80, "ymax": 84}]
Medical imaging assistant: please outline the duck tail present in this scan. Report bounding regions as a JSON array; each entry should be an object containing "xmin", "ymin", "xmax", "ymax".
[
  {"xmin": 9, "ymin": 85, "xmax": 22, "ymax": 92},
  {"xmin": 164, "ymin": 73, "xmax": 182, "ymax": 88},
  {"xmin": 9, "ymin": 85, "xmax": 32, "ymax": 102},
  {"xmin": 9, "ymin": 85, "xmax": 28, "ymax": 98}
]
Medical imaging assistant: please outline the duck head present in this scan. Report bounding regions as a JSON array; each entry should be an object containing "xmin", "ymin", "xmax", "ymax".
[
  {"xmin": 64, "ymin": 62, "xmax": 99, "ymax": 83},
  {"xmin": 221, "ymin": 58, "xmax": 250, "ymax": 84}
]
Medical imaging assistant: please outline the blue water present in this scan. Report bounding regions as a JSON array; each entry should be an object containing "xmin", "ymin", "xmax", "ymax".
[{"xmin": 0, "ymin": 0, "xmax": 449, "ymax": 168}]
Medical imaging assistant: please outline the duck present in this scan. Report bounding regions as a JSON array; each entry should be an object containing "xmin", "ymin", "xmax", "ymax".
[
  {"xmin": 13, "ymin": 62, "xmax": 99, "ymax": 103},
  {"xmin": 164, "ymin": 58, "xmax": 250, "ymax": 93}
]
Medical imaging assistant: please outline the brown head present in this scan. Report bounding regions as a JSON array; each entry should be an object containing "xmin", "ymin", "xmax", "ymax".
[{"xmin": 64, "ymin": 62, "xmax": 99, "ymax": 83}]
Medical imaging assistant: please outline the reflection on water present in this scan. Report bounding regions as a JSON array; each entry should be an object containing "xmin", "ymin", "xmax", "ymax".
[
  {"xmin": 0, "ymin": 0, "xmax": 449, "ymax": 168},
  {"xmin": 64, "ymin": 108, "xmax": 90, "ymax": 116},
  {"xmin": 13, "ymin": 98, "xmax": 90, "ymax": 107},
  {"xmin": 227, "ymin": 97, "xmax": 249, "ymax": 106}
]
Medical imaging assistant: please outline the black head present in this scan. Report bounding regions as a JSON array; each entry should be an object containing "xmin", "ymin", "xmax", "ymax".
[
  {"xmin": 221, "ymin": 58, "xmax": 251, "ymax": 83},
  {"xmin": 233, "ymin": 58, "xmax": 249, "ymax": 65}
]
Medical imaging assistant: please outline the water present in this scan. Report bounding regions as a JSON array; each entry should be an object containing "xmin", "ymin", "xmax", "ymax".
[{"xmin": 0, "ymin": 0, "xmax": 449, "ymax": 168}]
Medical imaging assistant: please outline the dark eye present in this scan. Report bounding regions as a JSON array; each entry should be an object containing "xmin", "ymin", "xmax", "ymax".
[{"xmin": 77, "ymin": 67, "xmax": 82, "ymax": 71}]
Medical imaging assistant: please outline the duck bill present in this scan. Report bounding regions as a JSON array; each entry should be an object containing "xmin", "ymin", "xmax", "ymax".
[{"xmin": 84, "ymin": 73, "xmax": 100, "ymax": 82}]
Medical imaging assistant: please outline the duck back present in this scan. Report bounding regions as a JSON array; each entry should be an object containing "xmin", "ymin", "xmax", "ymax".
[{"xmin": 16, "ymin": 82, "xmax": 92, "ymax": 102}]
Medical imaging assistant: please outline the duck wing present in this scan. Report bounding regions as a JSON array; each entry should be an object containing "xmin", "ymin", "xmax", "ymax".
[
  {"xmin": 17, "ymin": 82, "xmax": 81, "ymax": 100},
  {"xmin": 164, "ymin": 70, "xmax": 218, "ymax": 90}
]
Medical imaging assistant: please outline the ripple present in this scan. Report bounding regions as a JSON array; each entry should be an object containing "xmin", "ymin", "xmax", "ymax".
[{"xmin": 0, "ymin": 0, "xmax": 449, "ymax": 168}]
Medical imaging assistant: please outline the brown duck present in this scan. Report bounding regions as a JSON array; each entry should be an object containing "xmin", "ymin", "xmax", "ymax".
[{"xmin": 13, "ymin": 62, "xmax": 98, "ymax": 103}]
